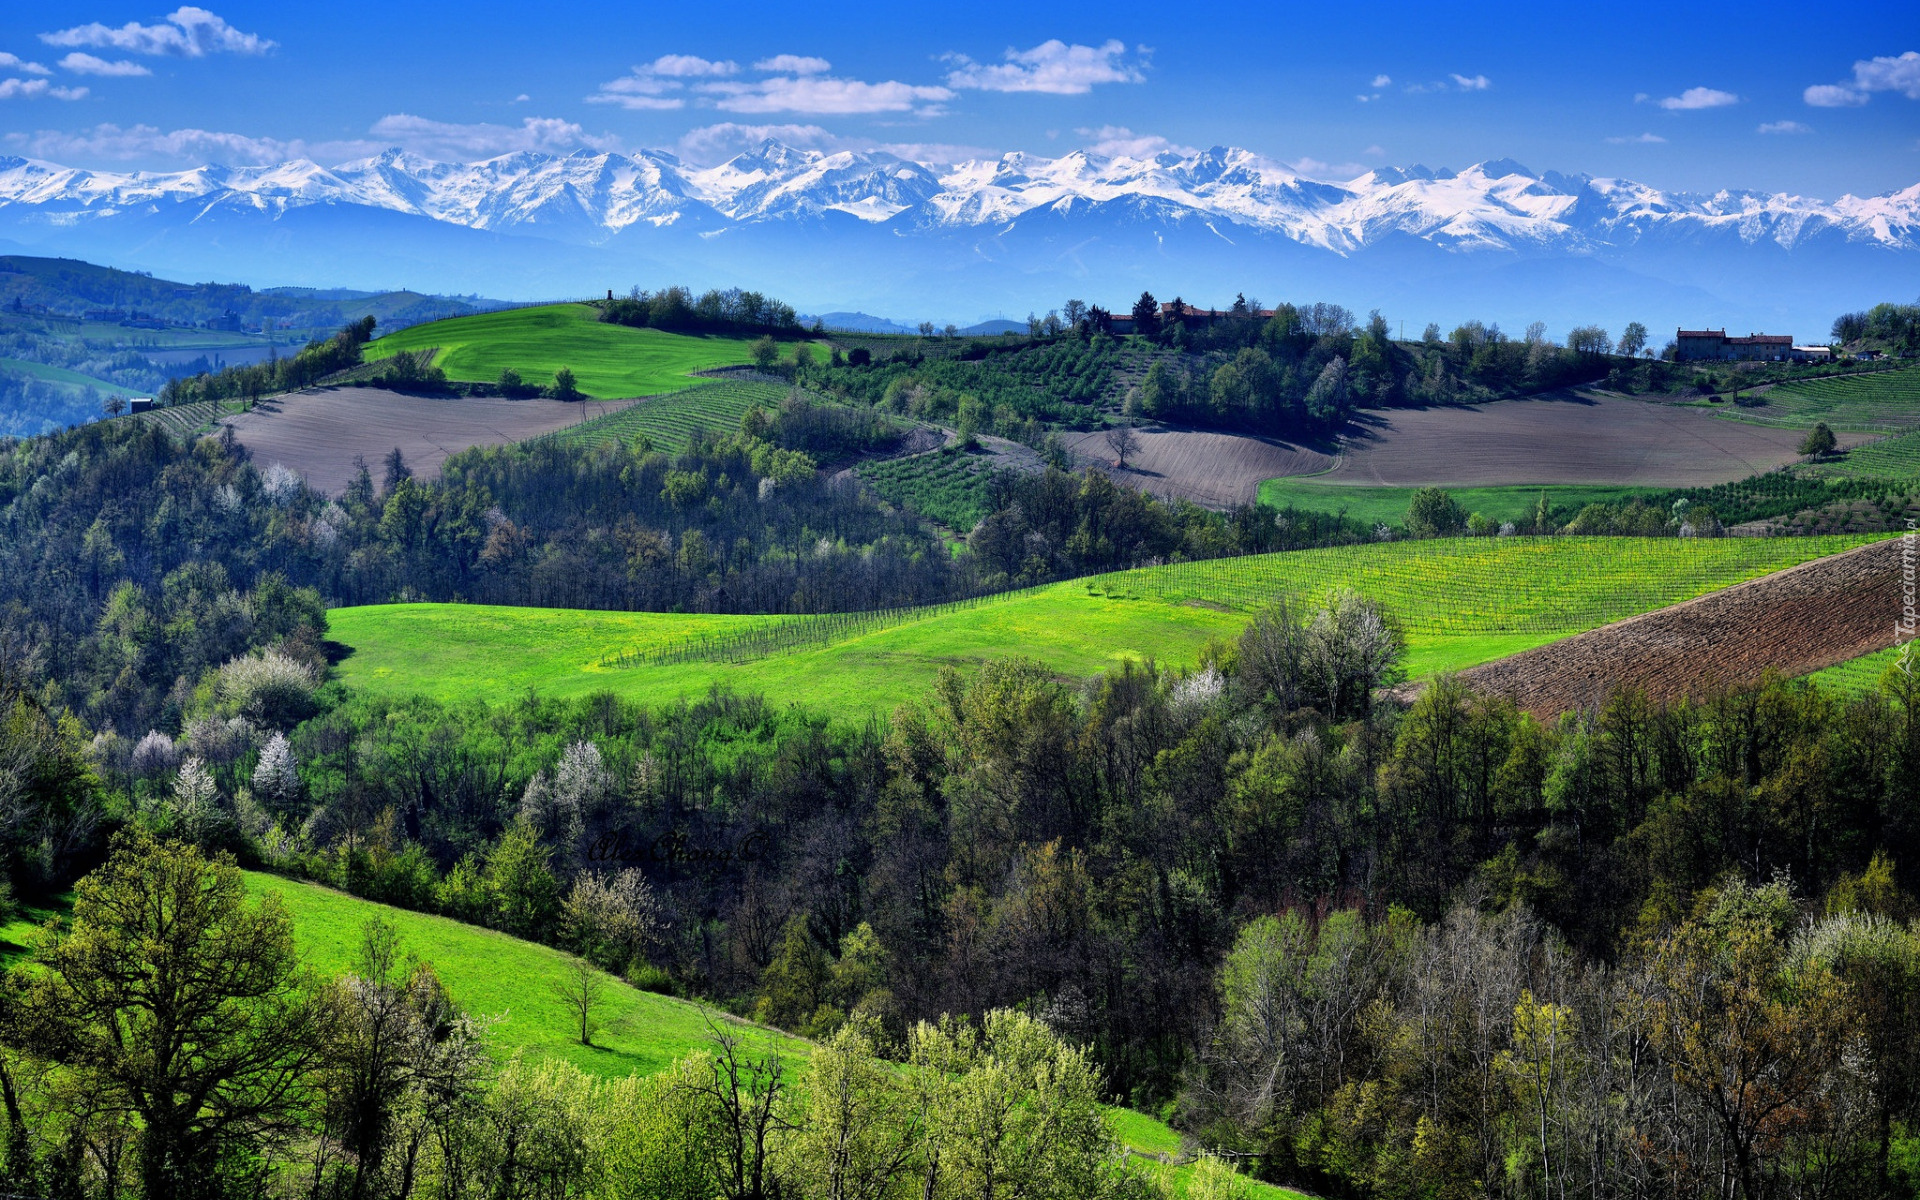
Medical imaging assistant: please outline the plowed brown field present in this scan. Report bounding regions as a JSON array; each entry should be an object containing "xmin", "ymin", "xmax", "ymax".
[
  {"xmin": 1444, "ymin": 537, "xmax": 1905, "ymax": 718},
  {"xmin": 220, "ymin": 387, "xmax": 642, "ymax": 495},
  {"xmin": 1061, "ymin": 426, "xmax": 1333, "ymax": 507},
  {"xmin": 1317, "ymin": 393, "xmax": 1872, "ymax": 487}
]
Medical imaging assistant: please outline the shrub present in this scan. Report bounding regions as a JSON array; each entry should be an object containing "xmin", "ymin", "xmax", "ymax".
[{"xmin": 214, "ymin": 650, "xmax": 320, "ymax": 728}]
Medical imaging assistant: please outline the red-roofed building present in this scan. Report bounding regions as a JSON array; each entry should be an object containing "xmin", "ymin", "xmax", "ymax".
[{"xmin": 1675, "ymin": 328, "xmax": 1795, "ymax": 362}]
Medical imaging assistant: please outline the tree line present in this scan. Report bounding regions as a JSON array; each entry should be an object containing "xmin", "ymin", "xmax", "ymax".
[{"xmin": 599, "ymin": 286, "xmax": 803, "ymax": 337}]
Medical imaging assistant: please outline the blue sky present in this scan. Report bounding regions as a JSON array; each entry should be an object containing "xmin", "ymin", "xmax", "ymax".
[{"xmin": 2, "ymin": 1, "xmax": 1916, "ymax": 196}]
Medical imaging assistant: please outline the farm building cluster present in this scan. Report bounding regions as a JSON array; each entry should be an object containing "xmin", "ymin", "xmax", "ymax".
[{"xmin": 1675, "ymin": 328, "xmax": 1831, "ymax": 363}]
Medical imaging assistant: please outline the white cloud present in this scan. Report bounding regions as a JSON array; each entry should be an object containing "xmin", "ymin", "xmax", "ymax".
[
  {"xmin": 7, "ymin": 122, "xmax": 304, "ymax": 162},
  {"xmin": 367, "ymin": 114, "xmax": 620, "ymax": 159},
  {"xmin": 512, "ymin": 93, "xmax": 529, "ymax": 103},
  {"xmin": 1803, "ymin": 83, "xmax": 1867, "ymax": 107},
  {"xmin": 1806, "ymin": 50, "xmax": 1920, "ymax": 107},
  {"xmin": 1658, "ymin": 86, "xmax": 1738, "ymax": 110},
  {"xmin": 0, "ymin": 78, "xmax": 88, "ymax": 101},
  {"xmin": 753, "ymin": 54, "xmax": 830, "ymax": 75},
  {"xmin": 1450, "ymin": 73, "xmax": 1491, "ymax": 91},
  {"xmin": 0, "ymin": 53, "xmax": 52, "ymax": 76},
  {"xmin": 645, "ymin": 54, "xmax": 737, "ymax": 78},
  {"xmin": 702, "ymin": 74, "xmax": 951, "ymax": 115},
  {"xmin": 588, "ymin": 55, "xmax": 741, "ymax": 110},
  {"xmin": 1853, "ymin": 50, "xmax": 1920, "ymax": 99},
  {"xmin": 1363, "ymin": 144, "xmax": 1385, "ymax": 157},
  {"xmin": 1371, "ymin": 74, "xmax": 1392, "ymax": 88},
  {"xmin": 1605, "ymin": 132, "xmax": 1667, "ymax": 143},
  {"xmin": 1076, "ymin": 125, "xmax": 1196, "ymax": 158},
  {"xmin": 944, "ymin": 39, "xmax": 1143, "ymax": 94},
  {"xmin": 678, "ymin": 121, "xmax": 837, "ymax": 162},
  {"xmin": 59, "ymin": 52, "xmax": 151, "ymax": 76},
  {"xmin": 40, "ymin": 7, "xmax": 274, "ymax": 57},
  {"xmin": 1757, "ymin": 120, "xmax": 1811, "ymax": 134}
]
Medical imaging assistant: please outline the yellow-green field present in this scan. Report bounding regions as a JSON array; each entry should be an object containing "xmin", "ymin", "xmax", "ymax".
[
  {"xmin": 364, "ymin": 303, "xmax": 816, "ymax": 398},
  {"xmin": 328, "ymin": 536, "xmax": 1877, "ymax": 720}
]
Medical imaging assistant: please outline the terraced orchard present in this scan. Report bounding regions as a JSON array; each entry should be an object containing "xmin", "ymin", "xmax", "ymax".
[
  {"xmin": 129, "ymin": 397, "xmax": 233, "ymax": 439},
  {"xmin": 855, "ymin": 443, "xmax": 999, "ymax": 527},
  {"xmin": 329, "ymin": 535, "xmax": 1876, "ymax": 721},
  {"xmin": 547, "ymin": 379, "xmax": 789, "ymax": 453},
  {"xmin": 1734, "ymin": 365, "xmax": 1920, "ymax": 431}
]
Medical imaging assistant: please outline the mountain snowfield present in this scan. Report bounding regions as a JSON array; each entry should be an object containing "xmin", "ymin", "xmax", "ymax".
[{"xmin": 2, "ymin": 140, "xmax": 1914, "ymax": 333}]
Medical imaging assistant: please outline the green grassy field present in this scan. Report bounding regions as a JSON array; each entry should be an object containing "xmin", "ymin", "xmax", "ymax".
[
  {"xmin": 549, "ymin": 379, "xmax": 788, "ymax": 453},
  {"xmin": 328, "ymin": 536, "xmax": 1875, "ymax": 721},
  {"xmin": 0, "ymin": 356, "xmax": 128, "ymax": 395},
  {"xmin": 856, "ymin": 444, "xmax": 999, "ymax": 528},
  {"xmin": 1722, "ymin": 366, "xmax": 1920, "ymax": 432},
  {"xmin": 1257, "ymin": 479, "xmax": 1657, "ymax": 529},
  {"xmin": 364, "ymin": 304, "xmax": 816, "ymax": 399},
  {"xmin": 241, "ymin": 869, "xmax": 803, "ymax": 1079}
]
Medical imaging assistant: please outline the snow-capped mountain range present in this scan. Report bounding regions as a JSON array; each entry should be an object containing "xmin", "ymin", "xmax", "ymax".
[{"xmin": 2, "ymin": 140, "xmax": 1914, "ymax": 334}]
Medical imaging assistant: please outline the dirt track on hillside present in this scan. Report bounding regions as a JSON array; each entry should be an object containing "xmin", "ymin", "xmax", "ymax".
[
  {"xmin": 1436, "ymin": 537, "xmax": 1905, "ymax": 718},
  {"xmin": 221, "ymin": 387, "xmax": 641, "ymax": 495},
  {"xmin": 1062, "ymin": 426, "xmax": 1333, "ymax": 507},
  {"xmin": 1312, "ymin": 392, "xmax": 1871, "ymax": 488}
]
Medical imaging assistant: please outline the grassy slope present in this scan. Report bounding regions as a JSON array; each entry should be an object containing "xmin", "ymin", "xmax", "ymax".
[
  {"xmin": 1806, "ymin": 430, "xmax": 1920, "ymax": 481},
  {"xmin": 1717, "ymin": 365, "xmax": 1920, "ymax": 432},
  {"xmin": 241, "ymin": 871, "xmax": 1294, "ymax": 1191},
  {"xmin": 0, "ymin": 356, "xmax": 128, "ymax": 395},
  {"xmin": 364, "ymin": 304, "xmax": 813, "ymax": 399},
  {"xmin": 1257, "ymin": 479, "xmax": 1656, "ymax": 529},
  {"xmin": 241, "ymin": 869, "xmax": 802, "ymax": 1078},
  {"xmin": 328, "ymin": 537, "xmax": 1873, "ymax": 722}
]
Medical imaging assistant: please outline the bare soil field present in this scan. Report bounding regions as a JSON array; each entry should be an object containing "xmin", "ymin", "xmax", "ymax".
[
  {"xmin": 1062, "ymin": 426, "xmax": 1333, "ymax": 507},
  {"xmin": 219, "ymin": 387, "xmax": 641, "ymax": 495},
  {"xmin": 1311, "ymin": 393, "xmax": 1871, "ymax": 488},
  {"xmin": 1439, "ymin": 537, "xmax": 1903, "ymax": 718}
]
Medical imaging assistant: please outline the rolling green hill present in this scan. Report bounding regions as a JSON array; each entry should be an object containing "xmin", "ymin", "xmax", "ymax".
[
  {"xmin": 364, "ymin": 303, "xmax": 817, "ymax": 399},
  {"xmin": 328, "ymin": 536, "xmax": 1876, "ymax": 721},
  {"xmin": 242, "ymin": 869, "xmax": 801, "ymax": 1079},
  {"xmin": 0, "ymin": 355, "xmax": 127, "ymax": 396},
  {"xmin": 241, "ymin": 871, "xmax": 1290, "ymax": 1193}
]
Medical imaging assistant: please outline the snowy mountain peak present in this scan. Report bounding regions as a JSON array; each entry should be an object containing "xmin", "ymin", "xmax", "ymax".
[{"xmin": 0, "ymin": 142, "xmax": 1913, "ymax": 258}]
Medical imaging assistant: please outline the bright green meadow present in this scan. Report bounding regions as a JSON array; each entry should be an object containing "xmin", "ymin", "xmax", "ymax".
[
  {"xmin": 364, "ymin": 303, "xmax": 816, "ymax": 398},
  {"xmin": 240, "ymin": 869, "xmax": 802, "ymax": 1079},
  {"xmin": 328, "ymin": 536, "xmax": 1876, "ymax": 721},
  {"xmin": 1257, "ymin": 478, "xmax": 1657, "ymax": 529}
]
